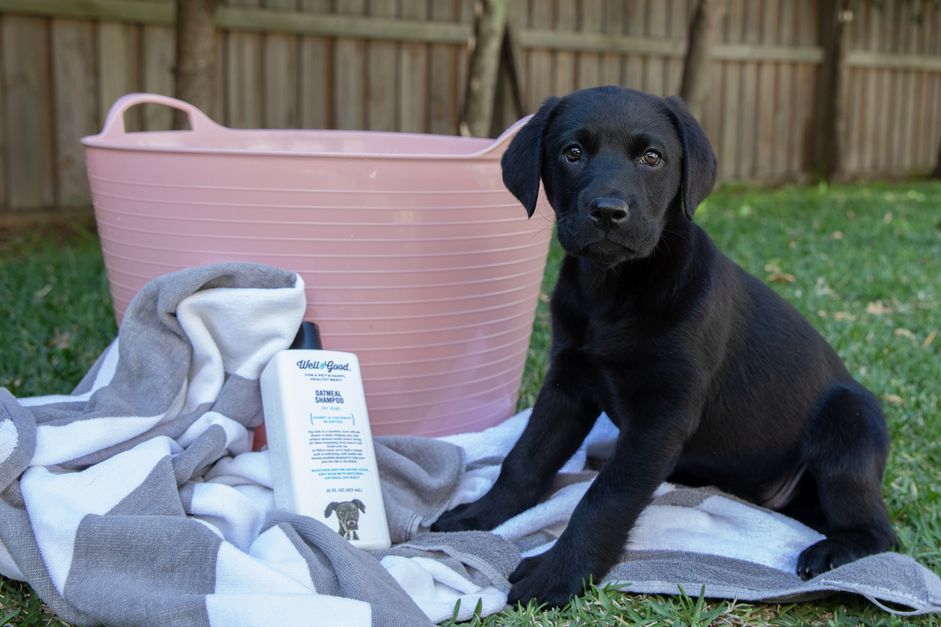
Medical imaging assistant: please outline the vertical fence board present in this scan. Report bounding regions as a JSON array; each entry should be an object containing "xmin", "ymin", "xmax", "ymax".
[
  {"xmin": 299, "ymin": 0, "xmax": 332, "ymax": 129},
  {"xmin": 2, "ymin": 16, "xmax": 55, "ymax": 210},
  {"xmin": 790, "ymin": 65, "xmax": 810, "ymax": 177},
  {"xmin": 664, "ymin": 0, "xmax": 687, "ymax": 95},
  {"xmin": 933, "ymin": 74, "xmax": 941, "ymax": 171},
  {"xmin": 140, "ymin": 24, "xmax": 175, "ymax": 130},
  {"xmin": 861, "ymin": 65, "xmax": 878, "ymax": 173},
  {"xmin": 739, "ymin": 59, "xmax": 758, "ymax": 179},
  {"xmin": 862, "ymin": 1, "xmax": 880, "ymax": 173},
  {"xmin": 263, "ymin": 0, "xmax": 299, "ymax": 128},
  {"xmin": 695, "ymin": 0, "xmax": 719, "ymax": 152},
  {"xmin": 211, "ymin": 30, "xmax": 225, "ymax": 122},
  {"xmin": 898, "ymin": 3, "xmax": 914, "ymax": 172},
  {"xmin": 718, "ymin": 61, "xmax": 738, "ymax": 181},
  {"xmin": 881, "ymin": 67, "xmax": 895, "ymax": 174},
  {"xmin": 846, "ymin": 66, "xmax": 862, "ymax": 174},
  {"xmin": 929, "ymin": 1, "xmax": 938, "ymax": 56},
  {"xmin": 755, "ymin": 0, "xmax": 778, "ymax": 180},
  {"xmin": 225, "ymin": 0, "xmax": 263, "ymax": 128},
  {"xmin": 576, "ymin": 0, "xmax": 603, "ymax": 90},
  {"xmin": 913, "ymin": 69, "xmax": 927, "ymax": 169},
  {"xmin": 621, "ymin": 1, "xmax": 646, "ymax": 90},
  {"xmin": 932, "ymin": 73, "xmax": 941, "ymax": 171},
  {"xmin": 875, "ymin": 67, "xmax": 891, "ymax": 173},
  {"xmin": 601, "ymin": 0, "xmax": 624, "ymax": 86},
  {"xmin": 554, "ymin": 0, "xmax": 577, "ymax": 96},
  {"xmin": 98, "ymin": 22, "xmax": 142, "ymax": 131},
  {"xmin": 429, "ymin": 0, "xmax": 458, "ymax": 134},
  {"xmin": 721, "ymin": 0, "xmax": 744, "ymax": 179},
  {"xmin": 454, "ymin": 0, "xmax": 474, "ymax": 122},
  {"xmin": 528, "ymin": 0, "xmax": 554, "ymax": 110},
  {"xmin": 700, "ymin": 58, "xmax": 722, "ymax": 169},
  {"xmin": 755, "ymin": 67, "xmax": 776, "ymax": 180},
  {"xmin": 740, "ymin": 0, "xmax": 762, "ymax": 179},
  {"xmin": 0, "ymin": 18, "xmax": 5, "ymax": 209},
  {"xmin": 52, "ymin": 20, "xmax": 97, "ymax": 208},
  {"xmin": 366, "ymin": 0, "xmax": 398, "ymax": 131},
  {"xmin": 887, "ymin": 70, "xmax": 902, "ymax": 173},
  {"xmin": 398, "ymin": 0, "xmax": 429, "ymax": 132},
  {"xmin": 645, "ymin": 0, "xmax": 667, "ymax": 95},
  {"xmin": 851, "ymin": 0, "xmax": 866, "ymax": 52},
  {"xmin": 334, "ymin": 0, "xmax": 367, "ymax": 129},
  {"xmin": 772, "ymin": 0, "xmax": 794, "ymax": 178},
  {"xmin": 933, "ymin": 12, "xmax": 940, "ymax": 172},
  {"xmin": 919, "ymin": 71, "xmax": 933, "ymax": 172},
  {"xmin": 902, "ymin": 70, "xmax": 916, "ymax": 172},
  {"xmin": 773, "ymin": 62, "xmax": 793, "ymax": 179},
  {"xmin": 922, "ymin": 1, "xmax": 941, "ymax": 166},
  {"xmin": 927, "ymin": 73, "xmax": 936, "ymax": 172}
]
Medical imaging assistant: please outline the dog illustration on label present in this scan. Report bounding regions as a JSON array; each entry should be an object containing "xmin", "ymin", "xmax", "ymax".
[{"xmin": 324, "ymin": 499, "xmax": 366, "ymax": 540}]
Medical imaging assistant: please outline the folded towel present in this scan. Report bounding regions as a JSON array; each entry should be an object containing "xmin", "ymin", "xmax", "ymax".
[{"xmin": 1, "ymin": 263, "xmax": 939, "ymax": 626}]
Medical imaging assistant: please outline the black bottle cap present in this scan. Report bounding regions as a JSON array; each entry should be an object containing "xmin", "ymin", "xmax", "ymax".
[{"xmin": 290, "ymin": 321, "xmax": 323, "ymax": 350}]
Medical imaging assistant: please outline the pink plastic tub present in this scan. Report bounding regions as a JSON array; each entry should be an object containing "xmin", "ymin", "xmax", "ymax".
[{"xmin": 82, "ymin": 93, "xmax": 554, "ymax": 437}]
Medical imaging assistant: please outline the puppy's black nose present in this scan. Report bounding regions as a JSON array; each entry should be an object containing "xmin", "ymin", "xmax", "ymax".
[{"xmin": 589, "ymin": 197, "xmax": 629, "ymax": 226}]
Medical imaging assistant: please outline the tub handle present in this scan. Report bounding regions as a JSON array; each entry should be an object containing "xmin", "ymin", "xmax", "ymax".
[
  {"xmin": 99, "ymin": 93, "xmax": 224, "ymax": 137},
  {"xmin": 474, "ymin": 114, "xmax": 535, "ymax": 157}
]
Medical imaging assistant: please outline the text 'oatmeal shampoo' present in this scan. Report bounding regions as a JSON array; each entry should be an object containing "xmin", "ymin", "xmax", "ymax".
[{"xmin": 260, "ymin": 322, "xmax": 391, "ymax": 549}]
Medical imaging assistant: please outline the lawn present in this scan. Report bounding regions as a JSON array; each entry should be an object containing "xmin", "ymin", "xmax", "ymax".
[{"xmin": 2, "ymin": 180, "xmax": 940, "ymax": 625}]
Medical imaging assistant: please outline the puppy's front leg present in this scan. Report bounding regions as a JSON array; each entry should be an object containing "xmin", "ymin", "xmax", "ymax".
[
  {"xmin": 507, "ymin": 414, "xmax": 688, "ymax": 607},
  {"xmin": 432, "ymin": 355, "xmax": 601, "ymax": 533}
]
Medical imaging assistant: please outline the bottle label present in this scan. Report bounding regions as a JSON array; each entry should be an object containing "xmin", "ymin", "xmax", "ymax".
[{"xmin": 263, "ymin": 350, "xmax": 390, "ymax": 548}]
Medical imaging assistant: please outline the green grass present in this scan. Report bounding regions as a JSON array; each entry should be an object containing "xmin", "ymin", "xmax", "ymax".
[
  {"xmin": 1, "ymin": 181, "xmax": 940, "ymax": 625},
  {"xmin": 0, "ymin": 222, "xmax": 116, "ymax": 398}
]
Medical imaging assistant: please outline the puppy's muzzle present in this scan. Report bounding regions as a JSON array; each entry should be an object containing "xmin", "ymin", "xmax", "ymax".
[{"xmin": 589, "ymin": 197, "xmax": 629, "ymax": 229}]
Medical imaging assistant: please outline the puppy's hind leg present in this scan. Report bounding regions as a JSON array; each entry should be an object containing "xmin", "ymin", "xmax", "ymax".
[{"xmin": 797, "ymin": 383, "xmax": 897, "ymax": 579}]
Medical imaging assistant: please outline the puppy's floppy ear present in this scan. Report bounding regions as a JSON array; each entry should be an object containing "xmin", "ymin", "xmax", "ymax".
[
  {"xmin": 352, "ymin": 499, "xmax": 366, "ymax": 513},
  {"xmin": 663, "ymin": 96, "xmax": 717, "ymax": 220},
  {"xmin": 501, "ymin": 97, "xmax": 561, "ymax": 217},
  {"xmin": 324, "ymin": 502, "xmax": 338, "ymax": 518}
]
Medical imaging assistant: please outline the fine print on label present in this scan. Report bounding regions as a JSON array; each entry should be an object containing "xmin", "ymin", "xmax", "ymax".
[{"xmin": 308, "ymin": 430, "xmax": 366, "ymax": 466}]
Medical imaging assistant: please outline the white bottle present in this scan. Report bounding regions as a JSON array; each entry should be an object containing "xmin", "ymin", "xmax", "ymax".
[{"xmin": 260, "ymin": 322, "xmax": 391, "ymax": 549}]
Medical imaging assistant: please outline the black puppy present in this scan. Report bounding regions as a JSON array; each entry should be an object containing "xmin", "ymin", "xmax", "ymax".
[{"xmin": 432, "ymin": 86, "xmax": 896, "ymax": 607}]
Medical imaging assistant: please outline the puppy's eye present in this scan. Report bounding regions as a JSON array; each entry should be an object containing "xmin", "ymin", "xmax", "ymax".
[
  {"xmin": 640, "ymin": 149, "xmax": 662, "ymax": 167},
  {"xmin": 562, "ymin": 145, "xmax": 583, "ymax": 162}
]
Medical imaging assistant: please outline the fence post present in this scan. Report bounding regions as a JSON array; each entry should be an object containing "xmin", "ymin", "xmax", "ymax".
[
  {"xmin": 461, "ymin": 0, "xmax": 508, "ymax": 137},
  {"xmin": 174, "ymin": 0, "xmax": 218, "ymax": 128},
  {"xmin": 679, "ymin": 0, "xmax": 726, "ymax": 120},
  {"xmin": 812, "ymin": 0, "xmax": 852, "ymax": 181}
]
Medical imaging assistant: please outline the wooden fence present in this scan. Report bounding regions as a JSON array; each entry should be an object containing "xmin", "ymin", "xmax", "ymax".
[{"xmin": 0, "ymin": 0, "xmax": 939, "ymax": 219}]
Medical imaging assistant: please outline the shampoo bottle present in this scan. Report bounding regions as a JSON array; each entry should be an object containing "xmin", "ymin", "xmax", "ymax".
[{"xmin": 260, "ymin": 322, "xmax": 391, "ymax": 549}]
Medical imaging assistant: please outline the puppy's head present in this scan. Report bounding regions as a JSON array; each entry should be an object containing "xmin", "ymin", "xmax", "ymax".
[
  {"xmin": 329, "ymin": 500, "xmax": 365, "ymax": 531},
  {"xmin": 502, "ymin": 86, "xmax": 717, "ymax": 268}
]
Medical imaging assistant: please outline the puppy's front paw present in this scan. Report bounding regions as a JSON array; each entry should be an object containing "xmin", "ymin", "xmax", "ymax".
[
  {"xmin": 507, "ymin": 548, "xmax": 588, "ymax": 609},
  {"xmin": 431, "ymin": 499, "xmax": 504, "ymax": 532},
  {"xmin": 796, "ymin": 538, "xmax": 861, "ymax": 580}
]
